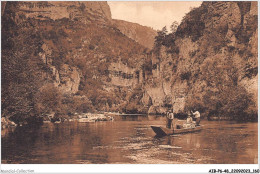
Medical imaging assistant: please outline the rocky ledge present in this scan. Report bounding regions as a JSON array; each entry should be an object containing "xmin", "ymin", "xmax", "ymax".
[{"xmin": 1, "ymin": 117, "xmax": 17, "ymax": 130}]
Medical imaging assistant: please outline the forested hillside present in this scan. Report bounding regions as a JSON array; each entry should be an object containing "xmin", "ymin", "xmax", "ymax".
[
  {"xmin": 1, "ymin": 1, "xmax": 257, "ymax": 125},
  {"xmin": 2, "ymin": 1, "xmax": 149, "ymax": 124},
  {"xmin": 142, "ymin": 1, "xmax": 257, "ymax": 121}
]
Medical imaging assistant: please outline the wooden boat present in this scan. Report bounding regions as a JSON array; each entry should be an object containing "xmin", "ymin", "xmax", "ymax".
[
  {"xmin": 78, "ymin": 118, "xmax": 95, "ymax": 123},
  {"xmin": 151, "ymin": 125, "xmax": 202, "ymax": 137}
]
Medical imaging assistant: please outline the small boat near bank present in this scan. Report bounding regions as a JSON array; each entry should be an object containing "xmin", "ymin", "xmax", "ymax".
[
  {"xmin": 151, "ymin": 125, "xmax": 202, "ymax": 137},
  {"xmin": 78, "ymin": 118, "xmax": 95, "ymax": 123},
  {"xmin": 78, "ymin": 114, "xmax": 114, "ymax": 123}
]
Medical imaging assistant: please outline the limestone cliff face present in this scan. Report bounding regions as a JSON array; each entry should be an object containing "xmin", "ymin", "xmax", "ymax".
[
  {"xmin": 39, "ymin": 43, "xmax": 81, "ymax": 94},
  {"xmin": 2, "ymin": 1, "xmax": 147, "ymax": 114},
  {"xmin": 107, "ymin": 61, "xmax": 141, "ymax": 87},
  {"xmin": 6, "ymin": 1, "xmax": 111, "ymax": 23},
  {"xmin": 144, "ymin": 1, "xmax": 258, "ymax": 119},
  {"xmin": 2, "ymin": 1, "xmax": 257, "ymax": 119},
  {"xmin": 3, "ymin": 1, "xmax": 114, "ymax": 95},
  {"xmin": 113, "ymin": 19, "xmax": 157, "ymax": 49}
]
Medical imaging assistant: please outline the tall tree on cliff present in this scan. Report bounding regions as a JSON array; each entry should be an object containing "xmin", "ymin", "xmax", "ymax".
[
  {"xmin": 154, "ymin": 26, "xmax": 168, "ymax": 48},
  {"xmin": 170, "ymin": 21, "xmax": 179, "ymax": 33}
]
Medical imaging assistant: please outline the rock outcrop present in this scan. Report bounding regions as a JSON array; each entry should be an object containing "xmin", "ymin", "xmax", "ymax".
[
  {"xmin": 1, "ymin": 117, "xmax": 17, "ymax": 130},
  {"xmin": 2, "ymin": 1, "xmax": 257, "ymax": 122},
  {"xmin": 6, "ymin": 2, "xmax": 111, "ymax": 22},
  {"xmin": 2, "ymin": 1, "xmax": 148, "ymax": 123},
  {"xmin": 143, "ymin": 1, "xmax": 258, "ymax": 120}
]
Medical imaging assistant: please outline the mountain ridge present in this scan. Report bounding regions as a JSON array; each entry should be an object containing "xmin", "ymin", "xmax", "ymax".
[{"xmin": 113, "ymin": 19, "xmax": 157, "ymax": 49}]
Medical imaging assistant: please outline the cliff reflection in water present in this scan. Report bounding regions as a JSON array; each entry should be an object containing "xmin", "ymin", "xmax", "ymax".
[{"xmin": 1, "ymin": 116, "xmax": 258, "ymax": 164}]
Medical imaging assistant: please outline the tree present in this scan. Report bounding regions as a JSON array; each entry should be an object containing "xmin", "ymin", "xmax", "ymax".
[
  {"xmin": 34, "ymin": 84, "xmax": 63, "ymax": 115},
  {"xmin": 154, "ymin": 26, "xmax": 168, "ymax": 47},
  {"xmin": 170, "ymin": 21, "xmax": 179, "ymax": 34},
  {"xmin": 199, "ymin": 57, "xmax": 254, "ymax": 120}
]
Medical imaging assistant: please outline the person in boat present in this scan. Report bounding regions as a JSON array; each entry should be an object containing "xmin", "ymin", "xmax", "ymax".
[
  {"xmin": 166, "ymin": 109, "xmax": 174, "ymax": 129},
  {"xmin": 182, "ymin": 114, "xmax": 193, "ymax": 129},
  {"xmin": 186, "ymin": 115, "xmax": 193, "ymax": 124},
  {"xmin": 192, "ymin": 110, "xmax": 201, "ymax": 126}
]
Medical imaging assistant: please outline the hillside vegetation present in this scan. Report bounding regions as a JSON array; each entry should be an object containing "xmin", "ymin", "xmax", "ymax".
[
  {"xmin": 1, "ymin": 1, "xmax": 258, "ymax": 125},
  {"xmin": 143, "ymin": 1, "xmax": 257, "ymax": 121},
  {"xmin": 2, "ymin": 2, "xmax": 148, "ymax": 124}
]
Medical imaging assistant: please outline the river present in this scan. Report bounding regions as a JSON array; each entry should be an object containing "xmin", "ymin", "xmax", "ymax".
[{"xmin": 1, "ymin": 115, "xmax": 258, "ymax": 164}]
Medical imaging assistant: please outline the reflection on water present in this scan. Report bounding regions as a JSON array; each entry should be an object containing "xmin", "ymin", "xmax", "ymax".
[{"xmin": 1, "ymin": 115, "xmax": 258, "ymax": 164}]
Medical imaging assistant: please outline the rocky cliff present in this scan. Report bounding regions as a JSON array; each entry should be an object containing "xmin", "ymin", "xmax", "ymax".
[
  {"xmin": 2, "ymin": 1, "xmax": 112, "ymax": 95},
  {"xmin": 6, "ymin": 1, "xmax": 111, "ymax": 22},
  {"xmin": 143, "ymin": 1, "xmax": 258, "ymax": 120},
  {"xmin": 113, "ymin": 19, "xmax": 157, "ymax": 49},
  {"xmin": 2, "ymin": 1, "xmax": 148, "ymax": 123},
  {"xmin": 2, "ymin": 1, "xmax": 257, "ymax": 123}
]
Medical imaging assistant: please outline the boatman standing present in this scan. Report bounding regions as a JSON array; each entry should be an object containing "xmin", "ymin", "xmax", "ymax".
[
  {"xmin": 192, "ymin": 110, "xmax": 201, "ymax": 126},
  {"xmin": 166, "ymin": 109, "xmax": 174, "ymax": 129}
]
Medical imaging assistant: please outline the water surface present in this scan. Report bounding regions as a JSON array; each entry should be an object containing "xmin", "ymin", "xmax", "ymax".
[{"xmin": 1, "ymin": 115, "xmax": 258, "ymax": 164}]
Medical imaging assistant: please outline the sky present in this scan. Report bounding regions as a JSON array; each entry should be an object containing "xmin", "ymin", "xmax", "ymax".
[{"xmin": 108, "ymin": 1, "xmax": 202, "ymax": 31}]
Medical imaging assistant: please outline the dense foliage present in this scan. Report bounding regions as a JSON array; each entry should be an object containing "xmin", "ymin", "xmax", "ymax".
[
  {"xmin": 2, "ymin": 2, "xmax": 148, "ymax": 124},
  {"xmin": 151, "ymin": 2, "xmax": 257, "ymax": 121},
  {"xmin": 2, "ymin": 6, "xmax": 45, "ymax": 124}
]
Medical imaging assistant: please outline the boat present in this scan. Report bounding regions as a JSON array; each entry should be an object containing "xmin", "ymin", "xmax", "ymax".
[
  {"xmin": 151, "ymin": 125, "xmax": 202, "ymax": 137},
  {"xmin": 78, "ymin": 118, "xmax": 95, "ymax": 123}
]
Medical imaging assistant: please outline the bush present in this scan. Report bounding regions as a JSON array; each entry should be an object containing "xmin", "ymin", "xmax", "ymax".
[
  {"xmin": 220, "ymin": 87, "xmax": 253, "ymax": 120},
  {"xmin": 180, "ymin": 71, "xmax": 191, "ymax": 80},
  {"xmin": 176, "ymin": 5, "xmax": 207, "ymax": 42},
  {"xmin": 89, "ymin": 44, "xmax": 95, "ymax": 50},
  {"xmin": 34, "ymin": 84, "xmax": 63, "ymax": 115},
  {"xmin": 245, "ymin": 67, "xmax": 258, "ymax": 78},
  {"xmin": 189, "ymin": 50, "xmax": 197, "ymax": 57}
]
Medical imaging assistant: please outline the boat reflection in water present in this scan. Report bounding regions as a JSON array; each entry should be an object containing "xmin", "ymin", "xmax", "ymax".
[{"xmin": 1, "ymin": 115, "xmax": 258, "ymax": 164}]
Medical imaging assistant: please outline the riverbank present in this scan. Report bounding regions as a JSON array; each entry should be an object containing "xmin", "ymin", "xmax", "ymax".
[{"xmin": 2, "ymin": 112, "xmax": 257, "ymax": 131}]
